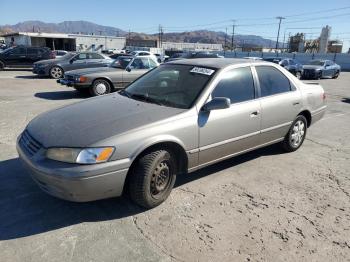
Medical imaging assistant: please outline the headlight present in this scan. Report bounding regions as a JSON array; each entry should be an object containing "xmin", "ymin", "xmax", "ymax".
[{"xmin": 46, "ymin": 147, "xmax": 115, "ymax": 164}]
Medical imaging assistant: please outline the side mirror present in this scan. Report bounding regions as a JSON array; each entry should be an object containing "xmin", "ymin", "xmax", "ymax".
[
  {"xmin": 202, "ymin": 97, "xmax": 230, "ymax": 111},
  {"xmin": 126, "ymin": 66, "xmax": 131, "ymax": 72},
  {"xmin": 69, "ymin": 59, "xmax": 74, "ymax": 64}
]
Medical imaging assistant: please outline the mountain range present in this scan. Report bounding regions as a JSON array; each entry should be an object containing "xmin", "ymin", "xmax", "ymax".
[{"xmin": 0, "ymin": 20, "xmax": 278, "ymax": 48}]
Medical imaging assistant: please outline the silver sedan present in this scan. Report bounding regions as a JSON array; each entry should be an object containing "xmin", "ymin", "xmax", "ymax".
[{"xmin": 17, "ymin": 58, "xmax": 326, "ymax": 208}]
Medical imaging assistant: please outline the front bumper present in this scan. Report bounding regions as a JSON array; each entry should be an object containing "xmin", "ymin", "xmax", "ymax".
[
  {"xmin": 303, "ymin": 69, "xmax": 321, "ymax": 79},
  {"xmin": 57, "ymin": 78, "xmax": 76, "ymax": 87},
  {"xmin": 16, "ymin": 135, "xmax": 130, "ymax": 202},
  {"xmin": 33, "ymin": 67, "xmax": 49, "ymax": 76}
]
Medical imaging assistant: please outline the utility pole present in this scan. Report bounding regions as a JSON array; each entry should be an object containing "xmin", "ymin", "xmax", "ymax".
[
  {"xmin": 224, "ymin": 27, "xmax": 227, "ymax": 55},
  {"xmin": 275, "ymin": 16, "xmax": 285, "ymax": 50},
  {"xmin": 231, "ymin": 20, "xmax": 236, "ymax": 51}
]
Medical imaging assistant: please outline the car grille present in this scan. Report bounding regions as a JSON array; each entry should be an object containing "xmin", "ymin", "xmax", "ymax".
[
  {"xmin": 19, "ymin": 130, "xmax": 42, "ymax": 156},
  {"xmin": 65, "ymin": 74, "xmax": 75, "ymax": 81}
]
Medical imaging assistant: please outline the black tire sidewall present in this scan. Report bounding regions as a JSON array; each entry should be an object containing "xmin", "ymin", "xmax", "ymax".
[
  {"xmin": 283, "ymin": 115, "xmax": 307, "ymax": 152},
  {"xmin": 130, "ymin": 150, "xmax": 177, "ymax": 208},
  {"xmin": 0, "ymin": 61, "xmax": 4, "ymax": 70},
  {"xmin": 90, "ymin": 79, "xmax": 111, "ymax": 96}
]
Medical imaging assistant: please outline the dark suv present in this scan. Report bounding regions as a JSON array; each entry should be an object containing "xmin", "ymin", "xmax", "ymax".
[
  {"xmin": 263, "ymin": 57, "xmax": 303, "ymax": 79},
  {"xmin": 0, "ymin": 46, "xmax": 54, "ymax": 70}
]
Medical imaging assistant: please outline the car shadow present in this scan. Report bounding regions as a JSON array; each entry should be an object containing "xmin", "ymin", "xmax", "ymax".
[
  {"xmin": 0, "ymin": 144, "xmax": 283, "ymax": 240},
  {"xmin": 34, "ymin": 90, "xmax": 90, "ymax": 100},
  {"xmin": 3, "ymin": 68, "xmax": 32, "ymax": 72},
  {"xmin": 341, "ymin": 98, "xmax": 350, "ymax": 104}
]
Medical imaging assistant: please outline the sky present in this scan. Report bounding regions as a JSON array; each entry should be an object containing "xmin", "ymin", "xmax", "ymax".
[{"xmin": 0, "ymin": 0, "xmax": 350, "ymax": 52}]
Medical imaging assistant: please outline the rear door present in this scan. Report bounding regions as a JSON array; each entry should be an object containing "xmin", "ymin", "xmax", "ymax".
[
  {"xmin": 26, "ymin": 47, "xmax": 45, "ymax": 65},
  {"xmin": 198, "ymin": 66, "xmax": 261, "ymax": 165},
  {"xmin": 254, "ymin": 65, "xmax": 302, "ymax": 143}
]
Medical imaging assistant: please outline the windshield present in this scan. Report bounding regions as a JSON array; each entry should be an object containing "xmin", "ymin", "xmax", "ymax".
[
  {"xmin": 307, "ymin": 60, "xmax": 325, "ymax": 66},
  {"xmin": 120, "ymin": 64, "xmax": 216, "ymax": 109},
  {"xmin": 110, "ymin": 57, "xmax": 132, "ymax": 69}
]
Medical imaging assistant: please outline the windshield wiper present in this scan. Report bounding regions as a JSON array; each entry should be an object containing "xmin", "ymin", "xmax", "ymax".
[
  {"xmin": 119, "ymin": 89, "xmax": 131, "ymax": 98},
  {"xmin": 129, "ymin": 93, "xmax": 164, "ymax": 106}
]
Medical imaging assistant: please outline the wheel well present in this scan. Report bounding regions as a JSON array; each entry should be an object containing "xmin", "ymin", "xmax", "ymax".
[
  {"xmin": 93, "ymin": 78, "xmax": 115, "ymax": 90},
  {"xmin": 298, "ymin": 110, "xmax": 312, "ymax": 127},
  {"xmin": 123, "ymin": 142, "xmax": 188, "ymax": 194}
]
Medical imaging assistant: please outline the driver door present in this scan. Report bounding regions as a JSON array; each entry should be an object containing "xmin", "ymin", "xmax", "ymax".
[
  {"xmin": 65, "ymin": 53, "xmax": 87, "ymax": 71},
  {"xmin": 198, "ymin": 66, "xmax": 261, "ymax": 165}
]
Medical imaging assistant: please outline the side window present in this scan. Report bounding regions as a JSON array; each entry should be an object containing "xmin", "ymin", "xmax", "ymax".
[
  {"xmin": 10, "ymin": 47, "xmax": 26, "ymax": 55},
  {"xmin": 255, "ymin": 66, "xmax": 291, "ymax": 97},
  {"xmin": 76, "ymin": 53, "xmax": 87, "ymax": 60},
  {"xmin": 149, "ymin": 58, "xmax": 158, "ymax": 68},
  {"xmin": 212, "ymin": 67, "xmax": 255, "ymax": 104},
  {"xmin": 130, "ymin": 58, "xmax": 148, "ymax": 69},
  {"xmin": 289, "ymin": 59, "xmax": 296, "ymax": 65},
  {"xmin": 89, "ymin": 53, "xmax": 103, "ymax": 59},
  {"xmin": 27, "ymin": 48, "xmax": 39, "ymax": 55}
]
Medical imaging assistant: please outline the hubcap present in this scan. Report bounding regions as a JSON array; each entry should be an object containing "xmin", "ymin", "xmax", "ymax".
[
  {"xmin": 95, "ymin": 82, "xmax": 107, "ymax": 95},
  {"xmin": 51, "ymin": 67, "xmax": 62, "ymax": 78},
  {"xmin": 150, "ymin": 161, "xmax": 171, "ymax": 196},
  {"xmin": 290, "ymin": 120, "xmax": 305, "ymax": 147}
]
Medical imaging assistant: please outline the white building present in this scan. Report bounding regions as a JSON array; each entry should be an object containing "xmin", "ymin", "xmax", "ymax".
[{"xmin": 1, "ymin": 32, "xmax": 126, "ymax": 52}]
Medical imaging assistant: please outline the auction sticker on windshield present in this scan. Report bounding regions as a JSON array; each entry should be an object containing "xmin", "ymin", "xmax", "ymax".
[{"xmin": 190, "ymin": 67, "xmax": 215, "ymax": 76}]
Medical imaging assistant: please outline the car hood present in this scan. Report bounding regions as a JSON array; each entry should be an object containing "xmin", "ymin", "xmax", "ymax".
[
  {"xmin": 66, "ymin": 67, "xmax": 122, "ymax": 76},
  {"xmin": 27, "ymin": 94, "xmax": 185, "ymax": 148},
  {"xmin": 303, "ymin": 65, "xmax": 323, "ymax": 70}
]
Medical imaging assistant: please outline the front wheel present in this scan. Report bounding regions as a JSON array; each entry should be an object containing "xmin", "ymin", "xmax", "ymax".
[
  {"xmin": 50, "ymin": 66, "xmax": 64, "ymax": 79},
  {"xmin": 282, "ymin": 115, "xmax": 307, "ymax": 152},
  {"xmin": 128, "ymin": 150, "xmax": 177, "ymax": 208},
  {"xmin": 332, "ymin": 71, "xmax": 340, "ymax": 79},
  {"xmin": 89, "ymin": 79, "xmax": 112, "ymax": 96}
]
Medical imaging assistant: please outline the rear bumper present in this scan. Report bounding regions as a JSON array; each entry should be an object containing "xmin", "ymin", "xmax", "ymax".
[
  {"xmin": 311, "ymin": 105, "xmax": 327, "ymax": 125},
  {"xmin": 16, "ymin": 137, "xmax": 130, "ymax": 202}
]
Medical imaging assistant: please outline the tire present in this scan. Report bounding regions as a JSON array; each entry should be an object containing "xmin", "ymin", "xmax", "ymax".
[
  {"xmin": 89, "ymin": 79, "xmax": 112, "ymax": 96},
  {"xmin": 129, "ymin": 149, "xmax": 177, "ymax": 208},
  {"xmin": 295, "ymin": 71, "xmax": 302, "ymax": 80},
  {"xmin": 0, "ymin": 61, "xmax": 4, "ymax": 71},
  {"xmin": 316, "ymin": 71, "xmax": 322, "ymax": 80},
  {"xmin": 50, "ymin": 66, "xmax": 64, "ymax": 79},
  {"xmin": 282, "ymin": 115, "xmax": 307, "ymax": 152},
  {"xmin": 332, "ymin": 71, "xmax": 340, "ymax": 79}
]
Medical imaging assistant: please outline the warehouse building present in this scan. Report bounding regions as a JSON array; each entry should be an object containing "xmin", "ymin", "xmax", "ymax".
[{"xmin": 0, "ymin": 32, "xmax": 126, "ymax": 52}]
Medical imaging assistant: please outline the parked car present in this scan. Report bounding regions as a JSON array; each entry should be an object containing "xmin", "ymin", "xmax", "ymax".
[
  {"xmin": 168, "ymin": 51, "xmax": 223, "ymax": 62},
  {"xmin": 154, "ymin": 53, "xmax": 170, "ymax": 63},
  {"xmin": 243, "ymin": 56, "xmax": 263, "ymax": 60},
  {"xmin": 57, "ymin": 55, "xmax": 159, "ymax": 96},
  {"xmin": 17, "ymin": 58, "xmax": 326, "ymax": 208},
  {"xmin": 263, "ymin": 57, "xmax": 303, "ymax": 79},
  {"xmin": 32, "ymin": 52, "xmax": 113, "ymax": 79},
  {"xmin": 302, "ymin": 59, "xmax": 341, "ymax": 79},
  {"xmin": 0, "ymin": 45, "xmax": 54, "ymax": 70},
  {"xmin": 109, "ymin": 53, "xmax": 131, "ymax": 59},
  {"xmin": 53, "ymin": 50, "xmax": 68, "ymax": 58},
  {"xmin": 130, "ymin": 51, "xmax": 158, "ymax": 62}
]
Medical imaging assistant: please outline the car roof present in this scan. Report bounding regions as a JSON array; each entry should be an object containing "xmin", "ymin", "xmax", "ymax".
[{"xmin": 167, "ymin": 58, "xmax": 260, "ymax": 69}]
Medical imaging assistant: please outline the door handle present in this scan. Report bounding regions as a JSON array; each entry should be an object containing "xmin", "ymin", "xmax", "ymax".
[
  {"xmin": 250, "ymin": 111, "xmax": 260, "ymax": 117},
  {"xmin": 293, "ymin": 102, "xmax": 300, "ymax": 106}
]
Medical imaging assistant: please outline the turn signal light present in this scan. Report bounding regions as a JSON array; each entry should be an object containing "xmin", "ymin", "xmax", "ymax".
[{"xmin": 79, "ymin": 76, "xmax": 87, "ymax": 83}]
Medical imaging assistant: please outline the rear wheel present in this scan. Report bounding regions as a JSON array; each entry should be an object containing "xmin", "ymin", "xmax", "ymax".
[
  {"xmin": 89, "ymin": 79, "xmax": 112, "ymax": 96},
  {"xmin": 282, "ymin": 115, "xmax": 307, "ymax": 152},
  {"xmin": 50, "ymin": 66, "xmax": 63, "ymax": 79},
  {"xmin": 129, "ymin": 149, "xmax": 177, "ymax": 208}
]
